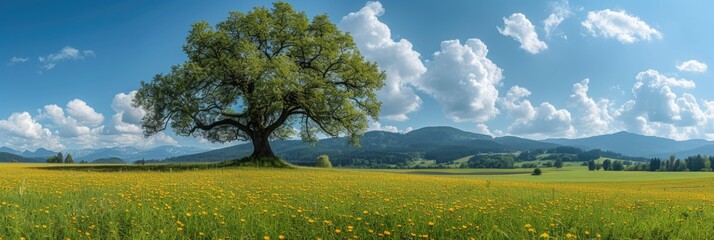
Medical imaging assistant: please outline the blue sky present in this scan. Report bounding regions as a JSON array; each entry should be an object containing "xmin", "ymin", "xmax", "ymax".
[{"xmin": 2, "ymin": 0, "xmax": 714, "ymax": 151}]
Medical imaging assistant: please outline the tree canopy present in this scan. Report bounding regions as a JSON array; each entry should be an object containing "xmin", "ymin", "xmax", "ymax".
[{"xmin": 134, "ymin": 2, "xmax": 385, "ymax": 162}]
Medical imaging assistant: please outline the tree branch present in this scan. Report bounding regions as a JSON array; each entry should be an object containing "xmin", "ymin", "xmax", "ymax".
[{"xmin": 189, "ymin": 115, "xmax": 252, "ymax": 135}]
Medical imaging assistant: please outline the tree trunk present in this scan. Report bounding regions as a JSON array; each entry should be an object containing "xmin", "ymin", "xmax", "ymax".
[
  {"xmin": 249, "ymin": 132, "xmax": 276, "ymax": 159},
  {"xmin": 238, "ymin": 131, "xmax": 290, "ymax": 168}
]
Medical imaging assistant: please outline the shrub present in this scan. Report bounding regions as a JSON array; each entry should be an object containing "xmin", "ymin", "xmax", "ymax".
[
  {"xmin": 532, "ymin": 168, "xmax": 542, "ymax": 176},
  {"xmin": 315, "ymin": 155, "xmax": 333, "ymax": 168}
]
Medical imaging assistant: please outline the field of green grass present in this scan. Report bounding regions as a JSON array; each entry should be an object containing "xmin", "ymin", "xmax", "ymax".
[
  {"xmin": 382, "ymin": 165, "xmax": 714, "ymax": 183},
  {"xmin": 1, "ymin": 163, "xmax": 713, "ymax": 239}
]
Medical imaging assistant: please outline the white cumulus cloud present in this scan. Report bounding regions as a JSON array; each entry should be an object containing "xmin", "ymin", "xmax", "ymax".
[
  {"xmin": 10, "ymin": 92, "xmax": 178, "ymax": 150},
  {"xmin": 500, "ymin": 85, "xmax": 536, "ymax": 120},
  {"xmin": 0, "ymin": 112, "xmax": 63, "ymax": 151},
  {"xmin": 498, "ymin": 13, "xmax": 548, "ymax": 54},
  {"xmin": 0, "ymin": 112, "xmax": 52, "ymax": 139},
  {"xmin": 582, "ymin": 9, "xmax": 662, "ymax": 43},
  {"xmin": 508, "ymin": 102, "xmax": 574, "ymax": 138},
  {"xmin": 340, "ymin": 1, "xmax": 426, "ymax": 121},
  {"xmin": 41, "ymin": 104, "xmax": 99, "ymax": 138},
  {"xmin": 500, "ymin": 86, "xmax": 573, "ymax": 138},
  {"xmin": 569, "ymin": 79, "xmax": 614, "ymax": 136},
  {"xmin": 474, "ymin": 123, "xmax": 493, "ymax": 136},
  {"xmin": 677, "ymin": 60, "xmax": 708, "ymax": 73},
  {"xmin": 66, "ymin": 99, "xmax": 105, "ymax": 127},
  {"xmin": 616, "ymin": 69, "xmax": 703, "ymax": 137},
  {"xmin": 111, "ymin": 91, "xmax": 145, "ymax": 134},
  {"xmin": 416, "ymin": 38, "xmax": 503, "ymax": 123},
  {"xmin": 367, "ymin": 121, "xmax": 400, "ymax": 133},
  {"xmin": 107, "ymin": 91, "xmax": 177, "ymax": 147}
]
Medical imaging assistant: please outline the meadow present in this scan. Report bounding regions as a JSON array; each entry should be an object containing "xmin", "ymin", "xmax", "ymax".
[{"xmin": 1, "ymin": 164, "xmax": 713, "ymax": 239}]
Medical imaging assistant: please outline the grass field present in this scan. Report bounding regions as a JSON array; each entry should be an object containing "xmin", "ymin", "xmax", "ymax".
[{"xmin": 1, "ymin": 163, "xmax": 713, "ymax": 239}]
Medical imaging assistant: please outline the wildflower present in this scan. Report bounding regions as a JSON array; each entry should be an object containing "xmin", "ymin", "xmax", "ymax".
[{"xmin": 540, "ymin": 232, "xmax": 549, "ymax": 238}]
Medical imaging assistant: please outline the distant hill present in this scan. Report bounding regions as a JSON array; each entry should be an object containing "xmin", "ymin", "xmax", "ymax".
[
  {"xmin": 163, "ymin": 126, "xmax": 559, "ymax": 166},
  {"xmin": 0, "ymin": 152, "xmax": 40, "ymax": 163},
  {"xmin": 543, "ymin": 131, "xmax": 712, "ymax": 157},
  {"xmin": 68, "ymin": 146, "xmax": 207, "ymax": 162},
  {"xmin": 669, "ymin": 144, "xmax": 714, "ymax": 159},
  {"xmin": 402, "ymin": 126, "xmax": 492, "ymax": 143},
  {"xmin": 0, "ymin": 147, "xmax": 21, "ymax": 155},
  {"xmin": 493, "ymin": 136, "xmax": 558, "ymax": 151},
  {"xmin": 91, "ymin": 157, "xmax": 126, "ymax": 164}
]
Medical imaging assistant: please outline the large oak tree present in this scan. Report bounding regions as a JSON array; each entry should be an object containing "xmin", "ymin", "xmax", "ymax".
[{"xmin": 134, "ymin": 2, "xmax": 385, "ymax": 163}]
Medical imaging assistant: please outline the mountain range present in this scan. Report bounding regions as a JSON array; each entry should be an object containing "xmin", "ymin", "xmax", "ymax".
[
  {"xmin": 543, "ymin": 131, "xmax": 714, "ymax": 158},
  {"xmin": 164, "ymin": 127, "xmax": 714, "ymax": 165},
  {"xmin": 0, "ymin": 145, "xmax": 207, "ymax": 163},
  {"xmin": 4, "ymin": 127, "xmax": 714, "ymax": 164}
]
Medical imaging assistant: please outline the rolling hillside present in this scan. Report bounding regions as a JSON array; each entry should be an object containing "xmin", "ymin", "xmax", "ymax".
[{"xmin": 163, "ymin": 126, "xmax": 559, "ymax": 166}]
